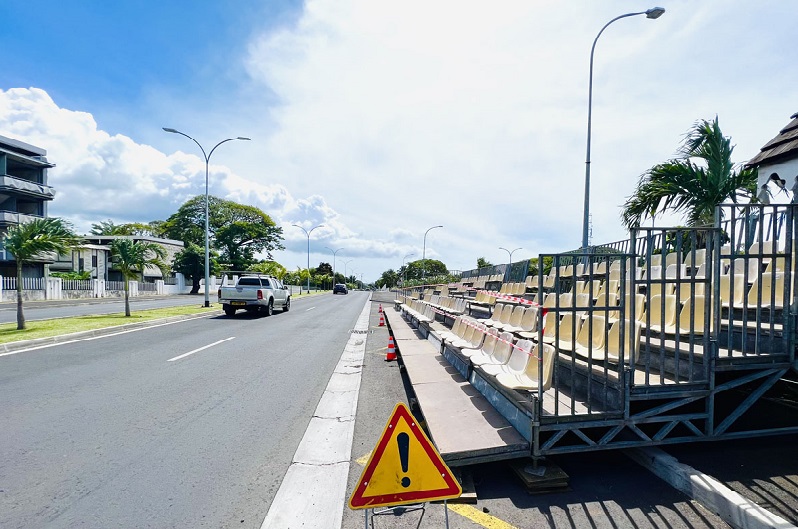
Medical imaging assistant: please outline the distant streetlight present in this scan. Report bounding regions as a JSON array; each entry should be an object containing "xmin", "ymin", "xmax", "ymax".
[
  {"xmin": 422, "ymin": 225, "xmax": 443, "ymax": 279},
  {"xmin": 343, "ymin": 259, "xmax": 353, "ymax": 285},
  {"xmin": 581, "ymin": 7, "xmax": 665, "ymax": 250},
  {"xmin": 293, "ymin": 224, "xmax": 324, "ymax": 293},
  {"xmin": 402, "ymin": 253, "xmax": 415, "ymax": 284},
  {"xmin": 499, "ymin": 246, "xmax": 522, "ymax": 281},
  {"xmin": 162, "ymin": 127, "xmax": 250, "ymax": 307},
  {"xmin": 325, "ymin": 246, "xmax": 344, "ymax": 289}
]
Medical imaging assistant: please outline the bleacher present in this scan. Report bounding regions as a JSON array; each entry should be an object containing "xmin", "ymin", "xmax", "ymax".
[{"xmin": 388, "ymin": 203, "xmax": 798, "ymax": 461}]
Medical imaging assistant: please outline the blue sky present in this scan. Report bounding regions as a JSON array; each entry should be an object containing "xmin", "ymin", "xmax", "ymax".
[{"xmin": 1, "ymin": 1, "xmax": 797, "ymax": 282}]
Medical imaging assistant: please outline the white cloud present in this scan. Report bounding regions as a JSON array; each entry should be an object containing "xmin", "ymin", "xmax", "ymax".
[{"xmin": 2, "ymin": 0, "xmax": 796, "ymax": 281}]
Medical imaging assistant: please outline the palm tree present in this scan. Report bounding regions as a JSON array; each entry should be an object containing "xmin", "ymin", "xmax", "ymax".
[
  {"xmin": 2, "ymin": 218, "xmax": 80, "ymax": 330},
  {"xmin": 621, "ymin": 117, "xmax": 759, "ymax": 229},
  {"xmin": 110, "ymin": 239, "xmax": 168, "ymax": 317}
]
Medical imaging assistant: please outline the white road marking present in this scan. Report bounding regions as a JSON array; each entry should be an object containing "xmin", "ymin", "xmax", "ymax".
[
  {"xmin": 167, "ymin": 337, "xmax": 235, "ymax": 362},
  {"xmin": 261, "ymin": 297, "xmax": 371, "ymax": 529},
  {"xmin": 0, "ymin": 340, "xmax": 80, "ymax": 357},
  {"xmin": 306, "ymin": 306, "xmax": 316, "ymax": 312}
]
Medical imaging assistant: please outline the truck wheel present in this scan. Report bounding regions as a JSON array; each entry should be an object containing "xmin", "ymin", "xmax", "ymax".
[
  {"xmin": 223, "ymin": 305, "xmax": 236, "ymax": 317},
  {"xmin": 264, "ymin": 299, "xmax": 274, "ymax": 317},
  {"xmin": 283, "ymin": 297, "xmax": 291, "ymax": 312}
]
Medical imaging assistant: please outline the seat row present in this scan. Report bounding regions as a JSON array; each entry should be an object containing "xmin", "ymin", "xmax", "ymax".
[{"xmin": 439, "ymin": 317, "xmax": 555, "ymax": 392}]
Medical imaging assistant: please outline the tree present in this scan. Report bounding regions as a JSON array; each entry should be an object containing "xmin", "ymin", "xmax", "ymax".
[
  {"xmin": 91, "ymin": 220, "xmax": 162, "ymax": 237},
  {"xmin": 404, "ymin": 259, "xmax": 447, "ymax": 281},
  {"xmin": 110, "ymin": 239, "xmax": 168, "ymax": 317},
  {"xmin": 376, "ymin": 269, "xmax": 399, "ymax": 289},
  {"xmin": 248, "ymin": 260, "xmax": 288, "ymax": 280},
  {"xmin": 161, "ymin": 196, "xmax": 284, "ymax": 270},
  {"xmin": 3, "ymin": 218, "xmax": 80, "ymax": 330},
  {"xmin": 171, "ymin": 242, "xmax": 220, "ymax": 294},
  {"xmin": 476, "ymin": 257, "xmax": 493, "ymax": 269},
  {"xmin": 316, "ymin": 261, "xmax": 333, "ymax": 277},
  {"xmin": 622, "ymin": 117, "xmax": 759, "ymax": 229}
]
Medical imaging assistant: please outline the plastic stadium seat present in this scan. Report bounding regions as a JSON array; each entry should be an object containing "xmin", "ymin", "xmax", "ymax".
[
  {"xmin": 461, "ymin": 327, "xmax": 498, "ymax": 359},
  {"xmin": 495, "ymin": 341, "xmax": 556, "ymax": 391},
  {"xmin": 643, "ymin": 294, "xmax": 677, "ymax": 333},
  {"xmin": 573, "ymin": 314, "xmax": 607, "ymax": 357},
  {"xmin": 666, "ymin": 295, "xmax": 711, "ymax": 335},
  {"xmin": 480, "ymin": 337, "xmax": 532, "ymax": 377},
  {"xmin": 472, "ymin": 331, "xmax": 515, "ymax": 367}
]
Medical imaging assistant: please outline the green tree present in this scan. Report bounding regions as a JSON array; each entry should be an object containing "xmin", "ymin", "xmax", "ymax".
[
  {"xmin": 476, "ymin": 257, "xmax": 493, "ymax": 269},
  {"xmin": 404, "ymin": 259, "xmax": 447, "ymax": 281},
  {"xmin": 316, "ymin": 261, "xmax": 333, "ymax": 276},
  {"xmin": 248, "ymin": 260, "xmax": 288, "ymax": 280},
  {"xmin": 110, "ymin": 239, "xmax": 168, "ymax": 317},
  {"xmin": 91, "ymin": 220, "xmax": 162, "ymax": 236},
  {"xmin": 3, "ymin": 218, "xmax": 80, "ymax": 329},
  {"xmin": 622, "ymin": 117, "xmax": 759, "ymax": 229},
  {"xmin": 376, "ymin": 269, "xmax": 399, "ymax": 289},
  {"xmin": 171, "ymin": 242, "xmax": 220, "ymax": 294},
  {"xmin": 161, "ymin": 196, "xmax": 284, "ymax": 270}
]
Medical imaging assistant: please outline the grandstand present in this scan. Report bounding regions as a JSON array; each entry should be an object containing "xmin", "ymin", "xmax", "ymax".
[{"xmin": 390, "ymin": 203, "xmax": 797, "ymax": 463}]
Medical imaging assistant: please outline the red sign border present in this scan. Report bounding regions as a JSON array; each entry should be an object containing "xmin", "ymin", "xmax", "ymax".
[{"xmin": 349, "ymin": 402, "xmax": 462, "ymax": 509}]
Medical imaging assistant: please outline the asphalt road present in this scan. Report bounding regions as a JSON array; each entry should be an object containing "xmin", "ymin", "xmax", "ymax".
[
  {"xmin": 0, "ymin": 291, "xmax": 370, "ymax": 529},
  {"xmin": 0, "ymin": 295, "xmax": 206, "ymax": 323}
]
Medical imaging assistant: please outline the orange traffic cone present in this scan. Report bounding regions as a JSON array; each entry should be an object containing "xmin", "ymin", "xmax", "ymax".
[
  {"xmin": 386, "ymin": 336, "xmax": 397, "ymax": 361},
  {"xmin": 379, "ymin": 304, "xmax": 383, "ymax": 313},
  {"xmin": 379, "ymin": 314, "xmax": 385, "ymax": 327}
]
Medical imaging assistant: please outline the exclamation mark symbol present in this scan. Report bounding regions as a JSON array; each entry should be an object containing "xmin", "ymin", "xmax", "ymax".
[{"xmin": 397, "ymin": 432, "xmax": 411, "ymax": 488}]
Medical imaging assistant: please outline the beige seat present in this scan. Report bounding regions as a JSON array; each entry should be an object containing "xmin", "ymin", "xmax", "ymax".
[
  {"xmin": 664, "ymin": 252, "xmax": 680, "ymax": 269},
  {"xmin": 492, "ymin": 303, "xmax": 516, "ymax": 330},
  {"xmin": 539, "ymin": 311, "xmax": 559, "ymax": 344},
  {"xmin": 443, "ymin": 316, "xmax": 474, "ymax": 345},
  {"xmin": 593, "ymin": 291, "xmax": 619, "ymax": 320},
  {"xmin": 719, "ymin": 274, "xmax": 745, "ymax": 309},
  {"xmin": 598, "ymin": 319, "xmax": 642, "ymax": 364},
  {"xmin": 574, "ymin": 293, "xmax": 592, "ymax": 318},
  {"xmin": 516, "ymin": 306, "xmax": 540, "ymax": 340},
  {"xmin": 574, "ymin": 315, "xmax": 607, "ymax": 357},
  {"xmin": 481, "ymin": 337, "xmax": 532, "ymax": 377},
  {"xmin": 683, "ymin": 248, "xmax": 707, "ymax": 268},
  {"xmin": 665, "ymin": 264, "xmax": 688, "ymax": 280},
  {"xmin": 747, "ymin": 272, "xmax": 791, "ymax": 309},
  {"xmin": 461, "ymin": 327, "xmax": 498, "ymax": 359},
  {"xmin": 646, "ymin": 282, "xmax": 675, "ymax": 298},
  {"xmin": 450, "ymin": 321, "xmax": 486, "ymax": 349},
  {"xmin": 481, "ymin": 303, "xmax": 508, "ymax": 326},
  {"xmin": 495, "ymin": 341, "xmax": 556, "ymax": 391},
  {"xmin": 552, "ymin": 312, "xmax": 581, "ymax": 352},
  {"xmin": 501, "ymin": 305, "xmax": 527, "ymax": 333},
  {"xmin": 472, "ymin": 331, "xmax": 515, "ymax": 366},
  {"xmin": 666, "ymin": 295, "xmax": 711, "ymax": 335},
  {"xmin": 643, "ymin": 294, "xmax": 677, "ymax": 333}
]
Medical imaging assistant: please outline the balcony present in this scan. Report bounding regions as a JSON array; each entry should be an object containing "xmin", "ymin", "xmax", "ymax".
[
  {"xmin": 0, "ymin": 175, "xmax": 55, "ymax": 200},
  {"xmin": 0, "ymin": 211, "xmax": 44, "ymax": 227}
]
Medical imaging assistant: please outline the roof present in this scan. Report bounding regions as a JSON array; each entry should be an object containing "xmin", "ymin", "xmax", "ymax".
[{"xmin": 747, "ymin": 112, "xmax": 798, "ymax": 167}]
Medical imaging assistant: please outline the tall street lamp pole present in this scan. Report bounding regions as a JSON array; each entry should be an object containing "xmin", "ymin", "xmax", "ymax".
[
  {"xmin": 293, "ymin": 224, "xmax": 324, "ymax": 293},
  {"xmin": 402, "ymin": 253, "xmax": 415, "ymax": 285},
  {"xmin": 422, "ymin": 225, "xmax": 443, "ymax": 280},
  {"xmin": 325, "ymin": 246, "xmax": 344, "ymax": 289},
  {"xmin": 162, "ymin": 128, "xmax": 250, "ymax": 307},
  {"xmin": 343, "ymin": 260, "xmax": 353, "ymax": 285},
  {"xmin": 581, "ymin": 7, "xmax": 665, "ymax": 250},
  {"xmin": 499, "ymin": 246, "xmax": 522, "ymax": 281}
]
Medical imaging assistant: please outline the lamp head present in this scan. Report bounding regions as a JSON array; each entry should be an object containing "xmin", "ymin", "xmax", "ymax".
[
  {"xmin": 163, "ymin": 127, "xmax": 179, "ymax": 133},
  {"xmin": 646, "ymin": 7, "xmax": 665, "ymax": 19},
  {"xmin": 237, "ymin": 137, "xmax": 251, "ymax": 141}
]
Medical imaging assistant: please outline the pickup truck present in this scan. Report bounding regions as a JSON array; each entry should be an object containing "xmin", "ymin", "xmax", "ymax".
[{"xmin": 217, "ymin": 274, "xmax": 291, "ymax": 317}]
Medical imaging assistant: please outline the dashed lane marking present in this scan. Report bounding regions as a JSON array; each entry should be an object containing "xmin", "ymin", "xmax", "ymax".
[{"xmin": 167, "ymin": 337, "xmax": 235, "ymax": 362}]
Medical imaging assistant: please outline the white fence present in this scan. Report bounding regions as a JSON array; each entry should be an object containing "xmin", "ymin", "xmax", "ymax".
[{"xmin": 2, "ymin": 277, "xmax": 45, "ymax": 291}]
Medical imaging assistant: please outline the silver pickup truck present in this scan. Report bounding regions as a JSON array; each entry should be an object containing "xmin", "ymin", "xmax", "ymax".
[{"xmin": 217, "ymin": 274, "xmax": 291, "ymax": 317}]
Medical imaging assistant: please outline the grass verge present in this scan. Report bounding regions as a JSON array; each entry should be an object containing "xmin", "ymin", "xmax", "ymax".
[{"xmin": 0, "ymin": 305, "xmax": 217, "ymax": 345}]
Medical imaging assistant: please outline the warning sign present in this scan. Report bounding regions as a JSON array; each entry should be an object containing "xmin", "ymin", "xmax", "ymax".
[{"xmin": 349, "ymin": 402, "xmax": 462, "ymax": 509}]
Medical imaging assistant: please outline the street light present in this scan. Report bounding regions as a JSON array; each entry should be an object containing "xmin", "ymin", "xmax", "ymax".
[
  {"xmin": 499, "ymin": 246, "xmax": 522, "ymax": 281},
  {"xmin": 293, "ymin": 224, "xmax": 324, "ymax": 293},
  {"xmin": 422, "ymin": 225, "xmax": 443, "ymax": 279},
  {"xmin": 581, "ymin": 7, "xmax": 665, "ymax": 250},
  {"xmin": 343, "ymin": 259, "xmax": 353, "ymax": 286},
  {"xmin": 162, "ymin": 127, "xmax": 250, "ymax": 307},
  {"xmin": 402, "ymin": 252, "xmax": 415, "ymax": 284},
  {"xmin": 324, "ymin": 246, "xmax": 344, "ymax": 290}
]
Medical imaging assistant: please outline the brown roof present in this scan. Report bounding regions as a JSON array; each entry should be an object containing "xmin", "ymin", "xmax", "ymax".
[{"xmin": 747, "ymin": 112, "xmax": 798, "ymax": 167}]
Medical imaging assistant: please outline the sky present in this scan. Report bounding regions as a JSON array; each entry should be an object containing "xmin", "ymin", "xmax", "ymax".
[{"xmin": 1, "ymin": 0, "xmax": 796, "ymax": 283}]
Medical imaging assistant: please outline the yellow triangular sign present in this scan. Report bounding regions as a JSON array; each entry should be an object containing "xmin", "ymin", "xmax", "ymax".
[{"xmin": 349, "ymin": 402, "xmax": 462, "ymax": 509}]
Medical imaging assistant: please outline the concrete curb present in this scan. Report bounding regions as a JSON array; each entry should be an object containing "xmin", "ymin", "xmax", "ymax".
[
  {"xmin": 628, "ymin": 447, "xmax": 797, "ymax": 529},
  {"xmin": 0, "ymin": 312, "xmax": 213, "ymax": 354}
]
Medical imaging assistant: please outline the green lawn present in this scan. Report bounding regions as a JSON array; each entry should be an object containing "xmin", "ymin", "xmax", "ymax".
[{"xmin": 0, "ymin": 305, "xmax": 217, "ymax": 345}]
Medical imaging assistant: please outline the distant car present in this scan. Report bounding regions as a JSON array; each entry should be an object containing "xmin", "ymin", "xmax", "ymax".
[{"xmin": 333, "ymin": 283, "xmax": 348, "ymax": 295}]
